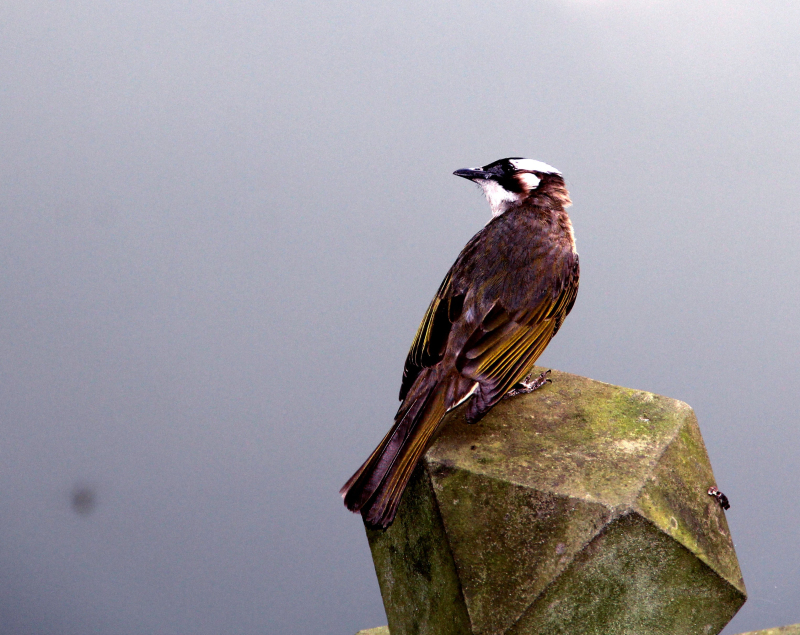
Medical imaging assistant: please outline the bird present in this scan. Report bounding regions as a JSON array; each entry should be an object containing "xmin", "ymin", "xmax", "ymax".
[{"xmin": 341, "ymin": 157, "xmax": 579, "ymax": 529}]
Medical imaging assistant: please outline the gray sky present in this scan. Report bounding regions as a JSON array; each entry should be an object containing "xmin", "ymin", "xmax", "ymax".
[{"xmin": 1, "ymin": 1, "xmax": 799, "ymax": 633}]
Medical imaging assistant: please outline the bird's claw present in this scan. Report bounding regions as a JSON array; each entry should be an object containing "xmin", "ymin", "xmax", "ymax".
[{"xmin": 505, "ymin": 370, "xmax": 552, "ymax": 398}]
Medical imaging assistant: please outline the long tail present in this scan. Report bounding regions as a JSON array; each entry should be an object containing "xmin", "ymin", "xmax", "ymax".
[{"xmin": 340, "ymin": 371, "xmax": 451, "ymax": 529}]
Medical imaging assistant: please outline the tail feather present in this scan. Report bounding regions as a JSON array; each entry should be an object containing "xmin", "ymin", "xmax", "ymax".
[
  {"xmin": 341, "ymin": 371, "xmax": 451, "ymax": 528},
  {"xmin": 339, "ymin": 396, "xmax": 425, "ymax": 511}
]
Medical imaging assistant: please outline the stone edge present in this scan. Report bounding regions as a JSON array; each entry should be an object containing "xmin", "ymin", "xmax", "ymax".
[{"xmin": 356, "ymin": 623, "xmax": 800, "ymax": 635}]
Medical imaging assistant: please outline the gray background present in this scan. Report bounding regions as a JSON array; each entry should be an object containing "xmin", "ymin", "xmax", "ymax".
[{"xmin": 1, "ymin": 1, "xmax": 798, "ymax": 633}]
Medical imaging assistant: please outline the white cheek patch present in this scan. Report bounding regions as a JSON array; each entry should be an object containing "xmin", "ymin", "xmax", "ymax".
[
  {"xmin": 509, "ymin": 158, "xmax": 561, "ymax": 175},
  {"xmin": 477, "ymin": 179, "xmax": 521, "ymax": 217}
]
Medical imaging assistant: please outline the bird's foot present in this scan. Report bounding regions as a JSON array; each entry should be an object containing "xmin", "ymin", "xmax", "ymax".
[{"xmin": 505, "ymin": 370, "xmax": 552, "ymax": 398}]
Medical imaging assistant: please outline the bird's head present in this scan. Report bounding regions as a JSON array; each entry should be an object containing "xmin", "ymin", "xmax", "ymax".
[{"xmin": 454, "ymin": 157, "xmax": 570, "ymax": 217}]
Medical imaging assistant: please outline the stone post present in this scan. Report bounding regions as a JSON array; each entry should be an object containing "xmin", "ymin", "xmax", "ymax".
[{"xmin": 362, "ymin": 368, "xmax": 746, "ymax": 635}]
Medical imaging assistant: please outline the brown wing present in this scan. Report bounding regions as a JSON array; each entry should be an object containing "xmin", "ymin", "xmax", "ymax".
[
  {"xmin": 399, "ymin": 212, "xmax": 579, "ymax": 411},
  {"xmin": 399, "ymin": 270, "xmax": 465, "ymax": 401},
  {"xmin": 399, "ymin": 226, "xmax": 492, "ymax": 401},
  {"xmin": 458, "ymin": 255, "xmax": 579, "ymax": 421}
]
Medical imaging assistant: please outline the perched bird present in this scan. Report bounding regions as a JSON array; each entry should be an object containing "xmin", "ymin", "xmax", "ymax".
[{"xmin": 341, "ymin": 157, "xmax": 579, "ymax": 529}]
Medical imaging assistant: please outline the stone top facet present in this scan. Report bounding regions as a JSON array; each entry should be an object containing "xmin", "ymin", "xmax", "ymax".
[{"xmin": 428, "ymin": 367, "xmax": 692, "ymax": 508}]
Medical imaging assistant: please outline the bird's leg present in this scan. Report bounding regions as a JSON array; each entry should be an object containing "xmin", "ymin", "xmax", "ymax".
[{"xmin": 505, "ymin": 370, "xmax": 552, "ymax": 398}]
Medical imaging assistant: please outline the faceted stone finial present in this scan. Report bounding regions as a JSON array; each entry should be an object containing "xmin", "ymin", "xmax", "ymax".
[{"xmin": 364, "ymin": 368, "xmax": 746, "ymax": 635}]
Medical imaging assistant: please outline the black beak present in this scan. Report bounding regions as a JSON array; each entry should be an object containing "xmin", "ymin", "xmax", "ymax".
[{"xmin": 453, "ymin": 168, "xmax": 495, "ymax": 181}]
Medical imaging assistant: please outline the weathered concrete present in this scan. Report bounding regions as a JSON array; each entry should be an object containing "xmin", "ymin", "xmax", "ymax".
[
  {"xmin": 356, "ymin": 624, "xmax": 800, "ymax": 635},
  {"xmin": 365, "ymin": 368, "xmax": 746, "ymax": 635},
  {"xmin": 736, "ymin": 626, "xmax": 800, "ymax": 635}
]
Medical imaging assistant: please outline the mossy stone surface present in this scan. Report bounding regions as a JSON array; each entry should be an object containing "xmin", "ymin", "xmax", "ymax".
[
  {"xmin": 356, "ymin": 625, "xmax": 800, "ymax": 635},
  {"xmin": 365, "ymin": 368, "xmax": 746, "ymax": 635},
  {"xmin": 735, "ymin": 627, "xmax": 800, "ymax": 635},
  {"xmin": 366, "ymin": 465, "xmax": 471, "ymax": 635}
]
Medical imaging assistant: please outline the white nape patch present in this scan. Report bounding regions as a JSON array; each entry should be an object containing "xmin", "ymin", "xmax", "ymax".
[
  {"xmin": 448, "ymin": 382, "xmax": 479, "ymax": 411},
  {"xmin": 477, "ymin": 179, "xmax": 522, "ymax": 217},
  {"xmin": 509, "ymin": 158, "xmax": 561, "ymax": 175},
  {"xmin": 517, "ymin": 172, "xmax": 541, "ymax": 191}
]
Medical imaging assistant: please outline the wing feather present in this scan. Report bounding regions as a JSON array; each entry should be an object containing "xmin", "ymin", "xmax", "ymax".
[
  {"xmin": 460, "ymin": 271, "xmax": 578, "ymax": 419},
  {"xmin": 399, "ymin": 271, "xmax": 454, "ymax": 400}
]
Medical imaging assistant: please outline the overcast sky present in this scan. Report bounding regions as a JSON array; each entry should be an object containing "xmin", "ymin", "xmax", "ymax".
[{"xmin": 1, "ymin": 1, "xmax": 800, "ymax": 633}]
